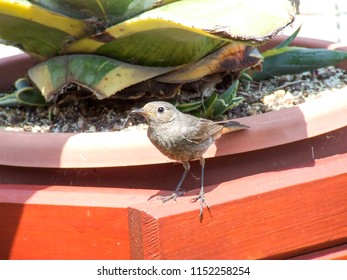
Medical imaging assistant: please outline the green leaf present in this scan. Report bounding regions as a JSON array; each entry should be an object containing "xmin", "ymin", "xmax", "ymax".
[
  {"xmin": 253, "ymin": 47, "xmax": 347, "ymax": 80},
  {"xmin": 0, "ymin": 92, "xmax": 18, "ymax": 106},
  {"xmin": 203, "ymin": 92, "xmax": 218, "ymax": 117},
  {"xmin": 175, "ymin": 81, "xmax": 243, "ymax": 119},
  {"xmin": 17, "ymin": 87, "xmax": 48, "ymax": 106},
  {"xmin": 157, "ymin": 44, "xmax": 262, "ymax": 83},
  {"xmin": 0, "ymin": 77, "xmax": 48, "ymax": 107},
  {"xmin": 210, "ymin": 79, "xmax": 243, "ymax": 118},
  {"xmin": 261, "ymin": 46, "xmax": 302, "ymax": 58},
  {"xmin": 240, "ymin": 71, "xmax": 253, "ymax": 81},
  {"xmin": 218, "ymin": 79, "xmax": 239, "ymax": 103},
  {"xmin": 274, "ymin": 25, "xmax": 301, "ymax": 49},
  {"xmin": 28, "ymin": 54, "xmax": 177, "ymax": 101},
  {"xmin": 65, "ymin": 0, "xmax": 296, "ymax": 66},
  {"xmin": 31, "ymin": 0, "xmax": 180, "ymax": 25},
  {"xmin": 176, "ymin": 101, "xmax": 203, "ymax": 113},
  {"xmin": 211, "ymin": 95, "xmax": 243, "ymax": 119},
  {"xmin": 14, "ymin": 77, "xmax": 31, "ymax": 89},
  {"xmin": 0, "ymin": 0, "xmax": 92, "ymax": 59}
]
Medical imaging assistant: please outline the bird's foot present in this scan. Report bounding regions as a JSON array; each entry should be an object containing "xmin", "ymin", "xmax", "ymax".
[
  {"xmin": 158, "ymin": 190, "xmax": 185, "ymax": 203},
  {"xmin": 190, "ymin": 193, "xmax": 210, "ymax": 221}
]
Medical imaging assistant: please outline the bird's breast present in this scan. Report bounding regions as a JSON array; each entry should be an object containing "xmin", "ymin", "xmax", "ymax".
[{"xmin": 147, "ymin": 126, "xmax": 213, "ymax": 161}]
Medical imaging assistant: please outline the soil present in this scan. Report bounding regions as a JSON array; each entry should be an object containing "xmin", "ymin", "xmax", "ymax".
[{"xmin": 0, "ymin": 66, "xmax": 346, "ymax": 133}]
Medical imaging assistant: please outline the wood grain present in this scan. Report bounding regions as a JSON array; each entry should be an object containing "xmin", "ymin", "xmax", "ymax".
[
  {"xmin": 0, "ymin": 204, "xmax": 129, "ymax": 259},
  {"xmin": 0, "ymin": 185, "xmax": 156, "ymax": 259},
  {"xmin": 129, "ymin": 155, "xmax": 347, "ymax": 259}
]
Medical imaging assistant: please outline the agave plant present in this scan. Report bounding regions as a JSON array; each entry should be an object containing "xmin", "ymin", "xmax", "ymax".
[
  {"xmin": 252, "ymin": 26, "xmax": 347, "ymax": 80},
  {"xmin": 0, "ymin": 0, "xmax": 297, "ymax": 110}
]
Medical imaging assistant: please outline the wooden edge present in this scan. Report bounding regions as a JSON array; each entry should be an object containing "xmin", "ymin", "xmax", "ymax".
[
  {"xmin": 127, "ymin": 154, "xmax": 347, "ymax": 259},
  {"xmin": 128, "ymin": 208, "xmax": 161, "ymax": 260},
  {"xmin": 0, "ymin": 185, "xmax": 156, "ymax": 259},
  {"xmin": 0, "ymin": 184, "xmax": 157, "ymax": 207},
  {"xmin": 291, "ymin": 244, "xmax": 347, "ymax": 260}
]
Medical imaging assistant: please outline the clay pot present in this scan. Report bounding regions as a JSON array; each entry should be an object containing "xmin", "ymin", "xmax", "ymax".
[{"xmin": 1, "ymin": 37, "xmax": 347, "ymax": 260}]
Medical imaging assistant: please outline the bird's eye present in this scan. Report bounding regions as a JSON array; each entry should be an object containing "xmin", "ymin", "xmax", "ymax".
[{"xmin": 157, "ymin": 106, "xmax": 165, "ymax": 113}]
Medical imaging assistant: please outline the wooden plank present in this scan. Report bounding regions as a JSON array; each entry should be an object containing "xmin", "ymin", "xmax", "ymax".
[
  {"xmin": 0, "ymin": 185, "xmax": 156, "ymax": 260},
  {"xmin": 291, "ymin": 244, "xmax": 347, "ymax": 260},
  {"xmin": 0, "ymin": 203, "xmax": 129, "ymax": 259},
  {"xmin": 128, "ymin": 154, "xmax": 347, "ymax": 259}
]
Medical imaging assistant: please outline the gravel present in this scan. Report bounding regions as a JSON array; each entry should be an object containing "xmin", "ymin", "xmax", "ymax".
[
  {"xmin": 228, "ymin": 66, "xmax": 347, "ymax": 118},
  {"xmin": 0, "ymin": 66, "xmax": 346, "ymax": 133}
]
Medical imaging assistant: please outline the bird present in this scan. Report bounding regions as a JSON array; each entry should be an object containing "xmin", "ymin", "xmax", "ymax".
[{"xmin": 131, "ymin": 101, "xmax": 248, "ymax": 219}]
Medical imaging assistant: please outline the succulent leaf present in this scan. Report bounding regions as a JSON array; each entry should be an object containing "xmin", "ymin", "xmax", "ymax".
[
  {"xmin": 64, "ymin": 0, "xmax": 296, "ymax": 66},
  {"xmin": 0, "ymin": 0, "xmax": 92, "ymax": 59},
  {"xmin": 28, "ymin": 55, "xmax": 177, "ymax": 101},
  {"xmin": 253, "ymin": 47, "xmax": 347, "ymax": 80},
  {"xmin": 30, "ymin": 0, "xmax": 180, "ymax": 24}
]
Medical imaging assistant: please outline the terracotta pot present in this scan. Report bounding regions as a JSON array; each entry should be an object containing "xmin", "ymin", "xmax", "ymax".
[{"xmin": 1, "ymin": 37, "xmax": 347, "ymax": 260}]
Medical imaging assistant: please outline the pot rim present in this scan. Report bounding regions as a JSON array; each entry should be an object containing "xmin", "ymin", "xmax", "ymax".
[{"xmin": 1, "ymin": 36, "xmax": 347, "ymax": 168}]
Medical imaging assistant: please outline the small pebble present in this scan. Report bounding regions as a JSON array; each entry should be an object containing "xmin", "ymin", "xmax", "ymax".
[
  {"xmin": 62, "ymin": 124, "xmax": 69, "ymax": 132},
  {"xmin": 0, "ymin": 66, "xmax": 346, "ymax": 132},
  {"xmin": 77, "ymin": 117, "xmax": 85, "ymax": 129}
]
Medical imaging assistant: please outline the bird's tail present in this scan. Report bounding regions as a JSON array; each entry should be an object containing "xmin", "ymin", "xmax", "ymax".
[{"xmin": 219, "ymin": 120, "xmax": 249, "ymax": 134}]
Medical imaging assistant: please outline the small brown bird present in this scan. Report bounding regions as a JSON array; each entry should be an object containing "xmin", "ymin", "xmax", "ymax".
[{"xmin": 131, "ymin": 101, "xmax": 248, "ymax": 219}]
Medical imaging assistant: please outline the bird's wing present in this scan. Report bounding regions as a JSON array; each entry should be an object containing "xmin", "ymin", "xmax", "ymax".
[{"xmin": 183, "ymin": 118, "xmax": 222, "ymax": 144}]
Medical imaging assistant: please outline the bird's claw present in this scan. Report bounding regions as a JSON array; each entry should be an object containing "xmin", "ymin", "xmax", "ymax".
[
  {"xmin": 190, "ymin": 193, "xmax": 210, "ymax": 220},
  {"xmin": 158, "ymin": 190, "xmax": 185, "ymax": 203}
]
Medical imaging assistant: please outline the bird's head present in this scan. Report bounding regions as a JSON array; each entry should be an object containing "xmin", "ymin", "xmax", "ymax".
[{"xmin": 131, "ymin": 101, "xmax": 178, "ymax": 126}]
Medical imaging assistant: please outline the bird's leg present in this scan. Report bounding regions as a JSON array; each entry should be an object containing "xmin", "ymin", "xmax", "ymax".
[
  {"xmin": 158, "ymin": 161, "xmax": 190, "ymax": 203},
  {"xmin": 190, "ymin": 157, "xmax": 210, "ymax": 220}
]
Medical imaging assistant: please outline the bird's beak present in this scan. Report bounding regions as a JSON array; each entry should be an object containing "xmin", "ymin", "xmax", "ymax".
[{"xmin": 130, "ymin": 108, "xmax": 145, "ymax": 115}]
